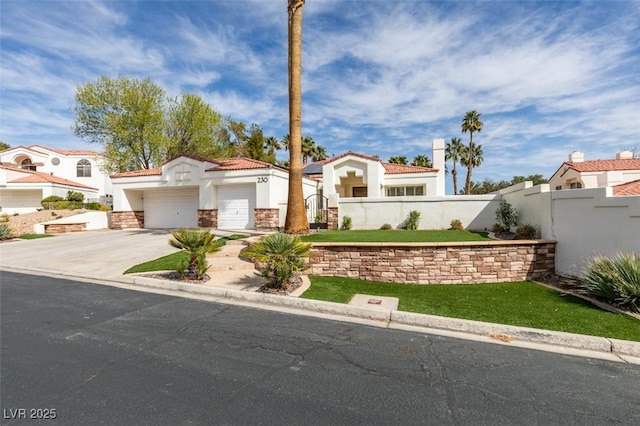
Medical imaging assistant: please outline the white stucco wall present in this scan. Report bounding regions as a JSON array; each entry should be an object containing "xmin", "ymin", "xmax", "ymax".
[{"xmin": 337, "ymin": 195, "xmax": 499, "ymax": 230}]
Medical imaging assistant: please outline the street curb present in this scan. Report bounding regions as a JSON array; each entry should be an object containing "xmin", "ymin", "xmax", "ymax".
[{"xmin": 3, "ymin": 266, "xmax": 639, "ymax": 359}]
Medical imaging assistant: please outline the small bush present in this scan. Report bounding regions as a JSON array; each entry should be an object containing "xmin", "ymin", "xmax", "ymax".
[
  {"xmin": 99, "ymin": 204, "xmax": 111, "ymax": 212},
  {"xmin": 405, "ymin": 210, "xmax": 421, "ymax": 230},
  {"xmin": 449, "ymin": 219, "xmax": 464, "ymax": 231},
  {"xmin": 495, "ymin": 199, "xmax": 518, "ymax": 231},
  {"xmin": 490, "ymin": 223, "xmax": 506, "ymax": 233},
  {"xmin": 379, "ymin": 223, "xmax": 393, "ymax": 230},
  {"xmin": 572, "ymin": 253, "xmax": 640, "ymax": 312},
  {"xmin": 515, "ymin": 224, "xmax": 537, "ymax": 239},
  {"xmin": 41, "ymin": 195, "xmax": 64, "ymax": 208},
  {"xmin": 244, "ymin": 233, "xmax": 311, "ymax": 290},
  {"xmin": 84, "ymin": 202, "xmax": 103, "ymax": 210},
  {"xmin": 0, "ymin": 213, "xmax": 9, "ymax": 223},
  {"xmin": 313, "ymin": 213, "xmax": 324, "ymax": 224},
  {"xmin": 12, "ymin": 212, "xmax": 19, "ymax": 216},
  {"xmin": 340, "ymin": 215, "xmax": 352, "ymax": 231},
  {"xmin": 169, "ymin": 229, "xmax": 218, "ymax": 280},
  {"xmin": 66, "ymin": 191, "xmax": 84, "ymax": 202},
  {"xmin": 0, "ymin": 223, "xmax": 14, "ymax": 240}
]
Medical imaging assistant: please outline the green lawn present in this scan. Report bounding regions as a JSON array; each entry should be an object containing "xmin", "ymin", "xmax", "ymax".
[
  {"xmin": 123, "ymin": 234, "xmax": 248, "ymax": 274},
  {"xmin": 301, "ymin": 229, "xmax": 491, "ymax": 243},
  {"xmin": 301, "ymin": 276, "xmax": 640, "ymax": 342},
  {"xmin": 18, "ymin": 234, "xmax": 54, "ymax": 240}
]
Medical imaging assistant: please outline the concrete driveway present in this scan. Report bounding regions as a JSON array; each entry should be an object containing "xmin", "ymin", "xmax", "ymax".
[{"xmin": 0, "ymin": 229, "xmax": 176, "ymax": 281}]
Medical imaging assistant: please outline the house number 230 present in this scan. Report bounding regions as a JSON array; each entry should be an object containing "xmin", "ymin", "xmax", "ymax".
[{"xmin": 257, "ymin": 177, "xmax": 268, "ymax": 183}]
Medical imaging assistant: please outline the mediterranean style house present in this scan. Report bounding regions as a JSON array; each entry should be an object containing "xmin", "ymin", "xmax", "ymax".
[
  {"xmin": 0, "ymin": 145, "xmax": 112, "ymax": 214},
  {"xmin": 109, "ymin": 139, "xmax": 446, "ymax": 230},
  {"xmin": 549, "ymin": 150, "xmax": 640, "ymax": 195}
]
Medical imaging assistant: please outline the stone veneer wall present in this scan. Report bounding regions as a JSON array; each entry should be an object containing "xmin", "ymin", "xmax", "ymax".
[
  {"xmin": 110, "ymin": 211, "xmax": 144, "ymax": 229},
  {"xmin": 45, "ymin": 223, "xmax": 86, "ymax": 234},
  {"xmin": 308, "ymin": 240, "xmax": 556, "ymax": 284},
  {"xmin": 198, "ymin": 209, "xmax": 218, "ymax": 228},
  {"xmin": 254, "ymin": 208, "xmax": 280, "ymax": 230},
  {"xmin": 327, "ymin": 207, "xmax": 339, "ymax": 230}
]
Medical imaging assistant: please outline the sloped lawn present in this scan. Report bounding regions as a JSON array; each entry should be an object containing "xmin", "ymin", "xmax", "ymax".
[
  {"xmin": 301, "ymin": 230, "xmax": 491, "ymax": 243},
  {"xmin": 301, "ymin": 277, "xmax": 640, "ymax": 342}
]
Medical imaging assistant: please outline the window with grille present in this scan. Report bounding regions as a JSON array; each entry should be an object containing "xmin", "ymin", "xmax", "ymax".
[
  {"xmin": 386, "ymin": 186, "xmax": 424, "ymax": 196},
  {"xmin": 77, "ymin": 159, "xmax": 92, "ymax": 177},
  {"xmin": 20, "ymin": 158, "xmax": 36, "ymax": 171}
]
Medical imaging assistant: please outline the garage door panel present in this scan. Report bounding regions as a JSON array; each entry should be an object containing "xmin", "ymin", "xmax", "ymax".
[
  {"xmin": 144, "ymin": 188, "xmax": 198, "ymax": 229},
  {"xmin": 217, "ymin": 185, "xmax": 255, "ymax": 230}
]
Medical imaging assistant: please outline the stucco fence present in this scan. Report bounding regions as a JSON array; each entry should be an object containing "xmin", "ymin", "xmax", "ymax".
[{"xmin": 307, "ymin": 240, "xmax": 556, "ymax": 285}]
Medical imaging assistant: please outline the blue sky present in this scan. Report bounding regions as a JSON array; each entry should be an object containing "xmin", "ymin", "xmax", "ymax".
[{"xmin": 1, "ymin": 0, "xmax": 639, "ymax": 194}]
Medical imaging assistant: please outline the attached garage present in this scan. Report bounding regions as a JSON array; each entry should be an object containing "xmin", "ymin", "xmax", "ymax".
[
  {"xmin": 0, "ymin": 189, "xmax": 42, "ymax": 213},
  {"xmin": 143, "ymin": 188, "xmax": 198, "ymax": 229},
  {"xmin": 217, "ymin": 185, "xmax": 256, "ymax": 230}
]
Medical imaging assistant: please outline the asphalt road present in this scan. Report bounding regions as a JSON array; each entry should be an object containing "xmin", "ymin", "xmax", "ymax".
[{"xmin": 2, "ymin": 271, "xmax": 640, "ymax": 425}]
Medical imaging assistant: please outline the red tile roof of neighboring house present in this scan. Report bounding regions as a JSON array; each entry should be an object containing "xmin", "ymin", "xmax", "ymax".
[
  {"xmin": 613, "ymin": 179, "xmax": 640, "ymax": 196},
  {"xmin": 1, "ymin": 165, "xmax": 97, "ymax": 190},
  {"xmin": 563, "ymin": 159, "xmax": 640, "ymax": 174}
]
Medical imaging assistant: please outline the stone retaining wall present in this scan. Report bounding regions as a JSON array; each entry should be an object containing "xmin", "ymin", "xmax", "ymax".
[
  {"xmin": 44, "ymin": 223, "xmax": 86, "ymax": 234},
  {"xmin": 308, "ymin": 240, "xmax": 556, "ymax": 284},
  {"xmin": 110, "ymin": 211, "xmax": 144, "ymax": 229},
  {"xmin": 198, "ymin": 209, "xmax": 217, "ymax": 228},
  {"xmin": 255, "ymin": 208, "xmax": 279, "ymax": 230}
]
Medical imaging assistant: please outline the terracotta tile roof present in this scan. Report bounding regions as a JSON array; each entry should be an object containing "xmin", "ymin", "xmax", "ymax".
[
  {"xmin": 382, "ymin": 163, "xmax": 437, "ymax": 174},
  {"xmin": 564, "ymin": 159, "xmax": 640, "ymax": 173},
  {"xmin": 313, "ymin": 151, "xmax": 438, "ymax": 175},
  {"xmin": 29, "ymin": 145, "xmax": 101, "ymax": 157},
  {"xmin": 110, "ymin": 167, "xmax": 162, "ymax": 178},
  {"xmin": 1, "ymin": 165, "xmax": 97, "ymax": 190},
  {"xmin": 613, "ymin": 179, "xmax": 640, "ymax": 196},
  {"xmin": 207, "ymin": 157, "xmax": 275, "ymax": 171}
]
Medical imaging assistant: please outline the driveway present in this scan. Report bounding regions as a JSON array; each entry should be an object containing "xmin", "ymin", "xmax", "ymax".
[{"xmin": 0, "ymin": 229, "xmax": 175, "ymax": 281}]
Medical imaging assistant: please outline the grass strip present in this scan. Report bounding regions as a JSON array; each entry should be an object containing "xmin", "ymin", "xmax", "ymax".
[
  {"xmin": 302, "ymin": 276, "xmax": 640, "ymax": 342},
  {"xmin": 301, "ymin": 230, "xmax": 491, "ymax": 243},
  {"xmin": 18, "ymin": 234, "xmax": 54, "ymax": 240}
]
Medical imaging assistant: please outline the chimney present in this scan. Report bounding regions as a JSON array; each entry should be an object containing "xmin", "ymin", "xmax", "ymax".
[
  {"xmin": 616, "ymin": 150, "xmax": 633, "ymax": 160},
  {"xmin": 569, "ymin": 151, "xmax": 584, "ymax": 163}
]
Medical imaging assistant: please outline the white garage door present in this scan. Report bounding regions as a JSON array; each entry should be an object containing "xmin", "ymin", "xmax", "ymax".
[
  {"xmin": 144, "ymin": 188, "xmax": 198, "ymax": 229},
  {"xmin": 217, "ymin": 185, "xmax": 256, "ymax": 230},
  {"xmin": 0, "ymin": 189, "xmax": 42, "ymax": 213}
]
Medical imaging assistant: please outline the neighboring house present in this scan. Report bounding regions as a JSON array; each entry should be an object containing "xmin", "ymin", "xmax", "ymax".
[
  {"xmin": 0, "ymin": 145, "xmax": 112, "ymax": 214},
  {"xmin": 549, "ymin": 150, "xmax": 640, "ymax": 192},
  {"xmin": 304, "ymin": 139, "xmax": 446, "ymax": 198},
  {"xmin": 110, "ymin": 156, "xmax": 317, "ymax": 230}
]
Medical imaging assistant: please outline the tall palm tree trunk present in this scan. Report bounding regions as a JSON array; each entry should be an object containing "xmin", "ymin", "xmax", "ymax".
[
  {"xmin": 465, "ymin": 132, "xmax": 473, "ymax": 194},
  {"xmin": 284, "ymin": 0, "xmax": 309, "ymax": 234},
  {"xmin": 452, "ymin": 168, "xmax": 458, "ymax": 195}
]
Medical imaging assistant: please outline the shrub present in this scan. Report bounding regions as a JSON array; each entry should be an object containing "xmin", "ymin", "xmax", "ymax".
[
  {"xmin": 66, "ymin": 191, "xmax": 84, "ymax": 202},
  {"xmin": 340, "ymin": 215, "xmax": 352, "ymax": 231},
  {"xmin": 313, "ymin": 213, "xmax": 324, "ymax": 224},
  {"xmin": 449, "ymin": 219, "xmax": 464, "ymax": 231},
  {"xmin": 0, "ymin": 213, "xmax": 9, "ymax": 223},
  {"xmin": 495, "ymin": 199, "xmax": 518, "ymax": 231},
  {"xmin": 169, "ymin": 229, "xmax": 218, "ymax": 280},
  {"xmin": 572, "ymin": 253, "xmax": 640, "ymax": 312},
  {"xmin": 244, "ymin": 233, "xmax": 311, "ymax": 290},
  {"xmin": 405, "ymin": 210, "xmax": 421, "ymax": 230},
  {"xmin": 379, "ymin": 223, "xmax": 393, "ymax": 230},
  {"xmin": 84, "ymin": 202, "xmax": 103, "ymax": 210},
  {"xmin": 0, "ymin": 223, "xmax": 14, "ymax": 240},
  {"xmin": 515, "ymin": 224, "xmax": 537, "ymax": 239},
  {"xmin": 41, "ymin": 195, "xmax": 64, "ymax": 208},
  {"xmin": 490, "ymin": 223, "xmax": 506, "ymax": 234}
]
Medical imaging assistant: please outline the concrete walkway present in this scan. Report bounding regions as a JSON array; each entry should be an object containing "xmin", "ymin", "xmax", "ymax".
[{"xmin": 1, "ymin": 229, "xmax": 639, "ymax": 364}]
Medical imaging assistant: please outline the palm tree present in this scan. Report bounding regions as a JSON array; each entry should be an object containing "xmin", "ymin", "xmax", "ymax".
[
  {"xmin": 284, "ymin": 0, "xmax": 309, "ymax": 234},
  {"xmin": 264, "ymin": 136, "xmax": 281, "ymax": 164},
  {"xmin": 388, "ymin": 156, "xmax": 408, "ymax": 165},
  {"xmin": 460, "ymin": 143, "xmax": 484, "ymax": 194},
  {"xmin": 310, "ymin": 144, "xmax": 328, "ymax": 162},
  {"xmin": 445, "ymin": 137, "xmax": 464, "ymax": 195},
  {"xmin": 412, "ymin": 154, "xmax": 432, "ymax": 168},
  {"xmin": 301, "ymin": 136, "xmax": 315, "ymax": 164},
  {"xmin": 461, "ymin": 110, "xmax": 483, "ymax": 194}
]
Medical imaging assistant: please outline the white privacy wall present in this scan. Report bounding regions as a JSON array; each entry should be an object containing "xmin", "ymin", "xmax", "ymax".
[{"xmin": 501, "ymin": 183, "xmax": 640, "ymax": 275}]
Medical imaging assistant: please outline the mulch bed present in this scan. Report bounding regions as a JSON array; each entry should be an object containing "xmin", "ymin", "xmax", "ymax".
[
  {"xmin": 256, "ymin": 275, "xmax": 302, "ymax": 295},
  {"xmin": 142, "ymin": 271, "xmax": 210, "ymax": 285}
]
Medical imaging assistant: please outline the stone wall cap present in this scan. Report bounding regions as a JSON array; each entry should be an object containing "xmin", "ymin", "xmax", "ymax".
[{"xmin": 310, "ymin": 240, "xmax": 557, "ymax": 248}]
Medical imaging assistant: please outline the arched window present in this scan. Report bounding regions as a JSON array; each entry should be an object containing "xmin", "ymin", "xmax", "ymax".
[
  {"xmin": 77, "ymin": 159, "xmax": 92, "ymax": 177},
  {"xmin": 20, "ymin": 158, "xmax": 36, "ymax": 171}
]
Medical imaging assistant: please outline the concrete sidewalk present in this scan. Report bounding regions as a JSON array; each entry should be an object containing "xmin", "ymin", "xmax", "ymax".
[{"xmin": 1, "ymin": 229, "xmax": 639, "ymax": 364}]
